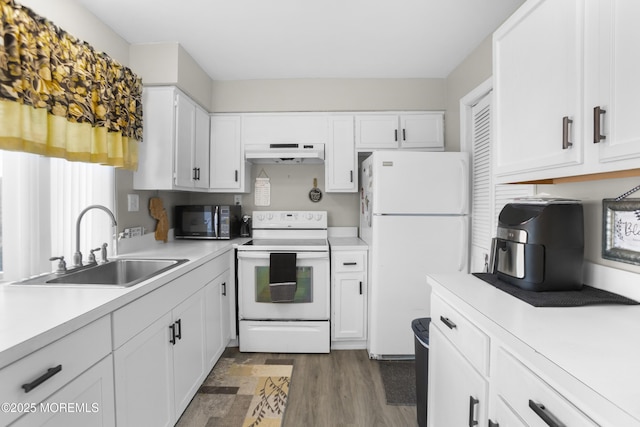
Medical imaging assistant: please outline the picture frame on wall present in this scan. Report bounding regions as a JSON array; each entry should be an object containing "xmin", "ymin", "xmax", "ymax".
[{"xmin": 602, "ymin": 198, "xmax": 640, "ymax": 266}]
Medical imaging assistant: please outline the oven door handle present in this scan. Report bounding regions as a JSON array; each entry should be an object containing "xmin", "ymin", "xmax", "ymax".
[{"xmin": 237, "ymin": 251, "xmax": 329, "ymax": 260}]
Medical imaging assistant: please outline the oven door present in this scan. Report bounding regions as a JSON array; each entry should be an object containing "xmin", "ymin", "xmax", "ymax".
[{"xmin": 237, "ymin": 250, "xmax": 330, "ymax": 320}]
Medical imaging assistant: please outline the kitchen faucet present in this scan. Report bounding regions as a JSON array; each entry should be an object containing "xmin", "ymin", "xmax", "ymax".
[{"xmin": 73, "ymin": 205, "xmax": 117, "ymax": 267}]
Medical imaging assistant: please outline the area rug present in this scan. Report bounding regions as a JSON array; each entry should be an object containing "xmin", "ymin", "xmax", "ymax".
[
  {"xmin": 176, "ymin": 352, "xmax": 294, "ymax": 427},
  {"xmin": 378, "ymin": 360, "xmax": 417, "ymax": 406}
]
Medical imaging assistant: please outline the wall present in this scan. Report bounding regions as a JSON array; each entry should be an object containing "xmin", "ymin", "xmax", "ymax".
[
  {"xmin": 188, "ymin": 163, "xmax": 359, "ymax": 227},
  {"xmin": 444, "ymin": 35, "xmax": 493, "ymax": 152},
  {"xmin": 538, "ymin": 177, "xmax": 640, "ymax": 275},
  {"xmin": 211, "ymin": 78, "xmax": 445, "ymax": 113}
]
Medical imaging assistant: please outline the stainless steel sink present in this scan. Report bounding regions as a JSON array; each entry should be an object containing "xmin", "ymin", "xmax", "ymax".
[{"xmin": 15, "ymin": 258, "xmax": 189, "ymax": 288}]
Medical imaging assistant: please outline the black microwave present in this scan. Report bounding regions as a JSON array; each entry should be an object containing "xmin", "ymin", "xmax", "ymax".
[{"xmin": 174, "ymin": 205, "xmax": 241, "ymax": 240}]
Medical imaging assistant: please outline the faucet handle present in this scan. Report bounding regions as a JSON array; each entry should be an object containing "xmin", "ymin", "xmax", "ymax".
[
  {"xmin": 49, "ymin": 256, "xmax": 67, "ymax": 275},
  {"xmin": 87, "ymin": 248, "xmax": 101, "ymax": 265},
  {"xmin": 100, "ymin": 243, "xmax": 109, "ymax": 263}
]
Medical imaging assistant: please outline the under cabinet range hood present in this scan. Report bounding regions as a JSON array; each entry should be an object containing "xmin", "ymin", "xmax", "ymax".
[{"xmin": 244, "ymin": 143, "xmax": 325, "ymax": 164}]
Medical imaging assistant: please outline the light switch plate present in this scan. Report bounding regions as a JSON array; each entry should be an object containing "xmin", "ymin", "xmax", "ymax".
[
  {"xmin": 234, "ymin": 195, "xmax": 242, "ymax": 205},
  {"xmin": 127, "ymin": 194, "xmax": 139, "ymax": 212}
]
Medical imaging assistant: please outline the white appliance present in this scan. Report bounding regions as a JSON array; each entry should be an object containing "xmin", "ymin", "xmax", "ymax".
[
  {"xmin": 237, "ymin": 211, "xmax": 330, "ymax": 353},
  {"xmin": 360, "ymin": 151, "xmax": 469, "ymax": 359}
]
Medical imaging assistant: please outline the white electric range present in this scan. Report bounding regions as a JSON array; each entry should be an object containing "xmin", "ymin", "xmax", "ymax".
[{"xmin": 236, "ymin": 211, "xmax": 330, "ymax": 353}]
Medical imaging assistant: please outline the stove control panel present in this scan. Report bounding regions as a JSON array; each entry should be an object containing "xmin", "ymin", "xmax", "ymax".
[{"xmin": 252, "ymin": 211, "xmax": 327, "ymax": 229}]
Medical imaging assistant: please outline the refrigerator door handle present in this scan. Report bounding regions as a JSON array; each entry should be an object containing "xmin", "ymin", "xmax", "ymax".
[
  {"xmin": 459, "ymin": 158, "xmax": 470, "ymax": 214},
  {"xmin": 458, "ymin": 217, "xmax": 467, "ymax": 272}
]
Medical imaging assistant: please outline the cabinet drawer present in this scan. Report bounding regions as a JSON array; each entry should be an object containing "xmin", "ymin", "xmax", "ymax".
[
  {"xmin": 332, "ymin": 252, "xmax": 366, "ymax": 273},
  {"xmin": 0, "ymin": 316, "xmax": 111, "ymax": 426},
  {"xmin": 495, "ymin": 347, "xmax": 598, "ymax": 427},
  {"xmin": 431, "ymin": 294, "xmax": 489, "ymax": 376}
]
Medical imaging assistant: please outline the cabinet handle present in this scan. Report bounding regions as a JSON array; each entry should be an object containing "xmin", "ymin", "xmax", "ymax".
[
  {"xmin": 394, "ymin": 129, "xmax": 398, "ymax": 141},
  {"xmin": 488, "ymin": 421, "xmax": 499, "ymax": 427},
  {"xmin": 440, "ymin": 315, "xmax": 457, "ymax": 330},
  {"xmin": 468, "ymin": 396, "xmax": 479, "ymax": 427},
  {"xmin": 21, "ymin": 365, "xmax": 62, "ymax": 393},
  {"xmin": 197, "ymin": 168, "xmax": 201, "ymax": 180},
  {"xmin": 169, "ymin": 323, "xmax": 176, "ymax": 345},
  {"xmin": 192, "ymin": 168, "xmax": 197, "ymax": 180},
  {"xmin": 343, "ymin": 262, "xmax": 357, "ymax": 266},
  {"xmin": 350, "ymin": 170, "xmax": 353, "ymax": 183},
  {"xmin": 175, "ymin": 319, "xmax": 182, "ymax": 340},
  {"xmin": 529, "ymin": 400, "xmax": 565, "ymax": 427},
  {"xmin": 359, "ymin": 281, "xmax": 363, "ymax": 295},
  {"xmin": 403, "ymin": 128, "xmax": 406, "ymax": 141},
  {"xmin": 593, "ymin": 106, "xmax": 606, "ymax": 143},
  {"xmin": 562, "ymin": 116, "xmax": 573, "ymax": 149},
  {"xmin": 222, "ymin": 282, "xmax": 227, "ymax": 296}
]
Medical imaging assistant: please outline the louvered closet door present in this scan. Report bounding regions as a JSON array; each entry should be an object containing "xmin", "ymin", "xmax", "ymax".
[
  {"xmin": 470, "ymin": 92, "xmax": 535, "ymax": 273},
  {"xmin": 471, "ymin": 93, "xmax": 493, "ymax": 273}
]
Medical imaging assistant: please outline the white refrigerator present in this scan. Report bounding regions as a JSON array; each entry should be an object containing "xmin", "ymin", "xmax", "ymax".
[{"xmin": 360, "ymin": 151, "xmax": 469, "ymax": 358}]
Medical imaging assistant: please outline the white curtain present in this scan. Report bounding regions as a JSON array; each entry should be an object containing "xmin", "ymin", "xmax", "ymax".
[{"xmin": 1, "ymin": 151, "xmax": 115, "ymax": 281}]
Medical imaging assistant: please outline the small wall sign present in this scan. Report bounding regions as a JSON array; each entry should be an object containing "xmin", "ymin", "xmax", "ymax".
[{"xmin": 602, "ymin": 198, "xmax": 640, "ymax": 266}]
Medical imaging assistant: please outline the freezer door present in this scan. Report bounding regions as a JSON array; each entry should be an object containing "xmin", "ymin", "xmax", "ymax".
[
  {"xmin": 368, "ymin": 214, "xmax": 469, "ymax": 357},
  {"xmin": 370, "ymin": 151, "xmax": 469, "ymax": 215}
]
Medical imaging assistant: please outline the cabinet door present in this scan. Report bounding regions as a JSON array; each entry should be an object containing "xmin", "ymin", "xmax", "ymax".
[
  {"xmin": 493, "ymin": 0, "xmax": 584, "ymax": 178},
  {"xmin": 133, "ymin": 87, "xmax": 176, "ymax": 190},
  {"xmin": 355, "ymin": 115, "xmax": 399, "ymax": 149},
  {"xmin": 174, "ymin": 93, "xmax": 196, "ymax": 188},
  {"xmin": 400, "ymin": 113, "xmax": 444, "ymax": 150},
  {"xmin": 241, "ymin": 114, "xmax": 327, "ymax": 145},
  {"xmin": 114, "ymin": 312, "xmax": 175, "ymax": 427},
  {"xmin": 11, "ymin": 355, "xmax": 115, "ymax": 427},
  {"xmin": 493, "ymin": 396, "xmax": 528, "ymax": 427},
  {"xmin": 210, "ymin": 115, "xmax": 243, "ymax": 190},
  {"xmin": 325, "ymin": 116, "xmax": 357, "ymax": 192},
  {"xmin": 205, "ymin": 270, "xmax": 231, "ymax": 369},
  {"xmin": 591, "ymin": 0, "xmax": 640, "ymax": 164},
  {"xmin": 428, "ymin": 326, "xmax": 488, "ymax": 427},
  {"xmin": 172, "ymin": 290, "xmax": 207, "ymax": 416},
  {"xmin": 332, "ymin": 272, "xmax": 366, "ymax": 340},
  {"xmin": 193, "ymin": 106, "xmax": 210, "ymax": 189}
]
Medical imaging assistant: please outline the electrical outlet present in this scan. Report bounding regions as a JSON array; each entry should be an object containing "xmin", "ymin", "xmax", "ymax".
[
  {"xmin": 234, "ymin": 195, "xmax": 242, "ymax": 205},
  {"xmin": 127, "ymin": 194, "xmax": 139, "ymax": 212}
]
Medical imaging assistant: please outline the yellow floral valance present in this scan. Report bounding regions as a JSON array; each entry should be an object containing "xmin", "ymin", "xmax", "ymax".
[{"xmin": 0, "ymin": 0, "xmax": 142, "ymax": 170}]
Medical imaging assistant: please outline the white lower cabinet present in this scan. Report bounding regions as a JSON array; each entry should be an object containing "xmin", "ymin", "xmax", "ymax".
[
  {"xmin": 114, "ymin": 312, "xmax": 175, "ymax": 427},
  {"xmin": 331, "ymin": 248, "xmax": 367, "ymax": 348},
  {"xmin": 428, "ymin": 326, "xmax": 488, "ymax": 427},
  {"xmin": 204, "ymin": 268, "xmax": 231, "ymax": 369},
  {"xmin": 494, "ymin": 347, "xmax": 597, "ymax": 427},
  {"xmin": 112, "ymin": 253, "xmax": 232, "ymax": 427},
  {"xmin": 427, "ymin": 274, "xmax": 635, "ymax": 427},
  {"xmin": 114, "ymin": 289, "xmax": 205, "ymax": 427},
  {"xmin": 11, "ymin": 355, "xmax": 115, "ymax": 427},
  {"xmin": 0, "ymin": 316, "xmax": 113, "ymax": 427}
]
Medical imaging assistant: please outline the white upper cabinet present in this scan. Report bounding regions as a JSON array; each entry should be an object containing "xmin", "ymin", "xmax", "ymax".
[
  {"xmin": 241, "ymin": 113, "xmax": 328, "ymax": 145},
  {"xmin": 210, "ymin": 115, "xmax": 250, "ymax": 192},
  {"xmin": 355, "ymin": 112, "xmax": 444, "ymax": 151},
  {"xmin": 588, "ymin": 0, "xmax": 640, "ymax": 166},
  {"xmin": 134, "ymin": 86, "xmax": 210, "ymax": 191},
  {"xmin": 493, "ymin": 0, "xmax": 584, "ymax": 181},
  {"xmin": 494, "ymin": 0, "xmax": 640, "ymax": 183},
  {"xmin": 325, "ymin": 115, "xmax": 357, "ymax": 192}
]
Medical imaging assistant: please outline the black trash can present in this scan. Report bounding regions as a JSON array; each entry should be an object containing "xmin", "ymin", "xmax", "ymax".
[{"xmin": 412, "ymin": 317, "xmax": 430, "ymax": 427}]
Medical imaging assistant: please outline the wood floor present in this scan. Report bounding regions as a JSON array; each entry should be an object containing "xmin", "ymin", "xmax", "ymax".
[{"xmin": 262, "ymin": 349, "xmax": 417, "ymax": 427}]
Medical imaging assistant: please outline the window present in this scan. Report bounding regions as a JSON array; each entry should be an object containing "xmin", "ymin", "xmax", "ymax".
[{"xmin": 0, "ymin": 150, "xmax": 115, "ymax": 282}]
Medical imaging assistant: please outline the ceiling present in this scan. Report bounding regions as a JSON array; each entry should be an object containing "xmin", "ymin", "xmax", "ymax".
[{"xmin": 75, "ymin": 0, "xmax": 524, "ymax": 81}]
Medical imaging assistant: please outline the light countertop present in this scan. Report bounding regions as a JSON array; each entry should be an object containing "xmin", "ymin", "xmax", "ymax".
[
  {"xmin": 0, "ymin": 238, "xmax": 246, "ymax": 369},
  {"xmin": 428, "ymin": 272, "xmax": 640, "ymax": 424},
  {"xmin": 329, "ymin": 237, "xmax": 368, "ymax": 251}
]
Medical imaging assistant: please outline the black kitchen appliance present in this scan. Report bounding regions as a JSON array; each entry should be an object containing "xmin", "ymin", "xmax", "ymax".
[
  {"xmin": 174, "ymin": 205, "xmax": 241, "ymax": 239},
  {"xmin": 489, "ymin": 199, "xmax": 584, "ymax": 291}
]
